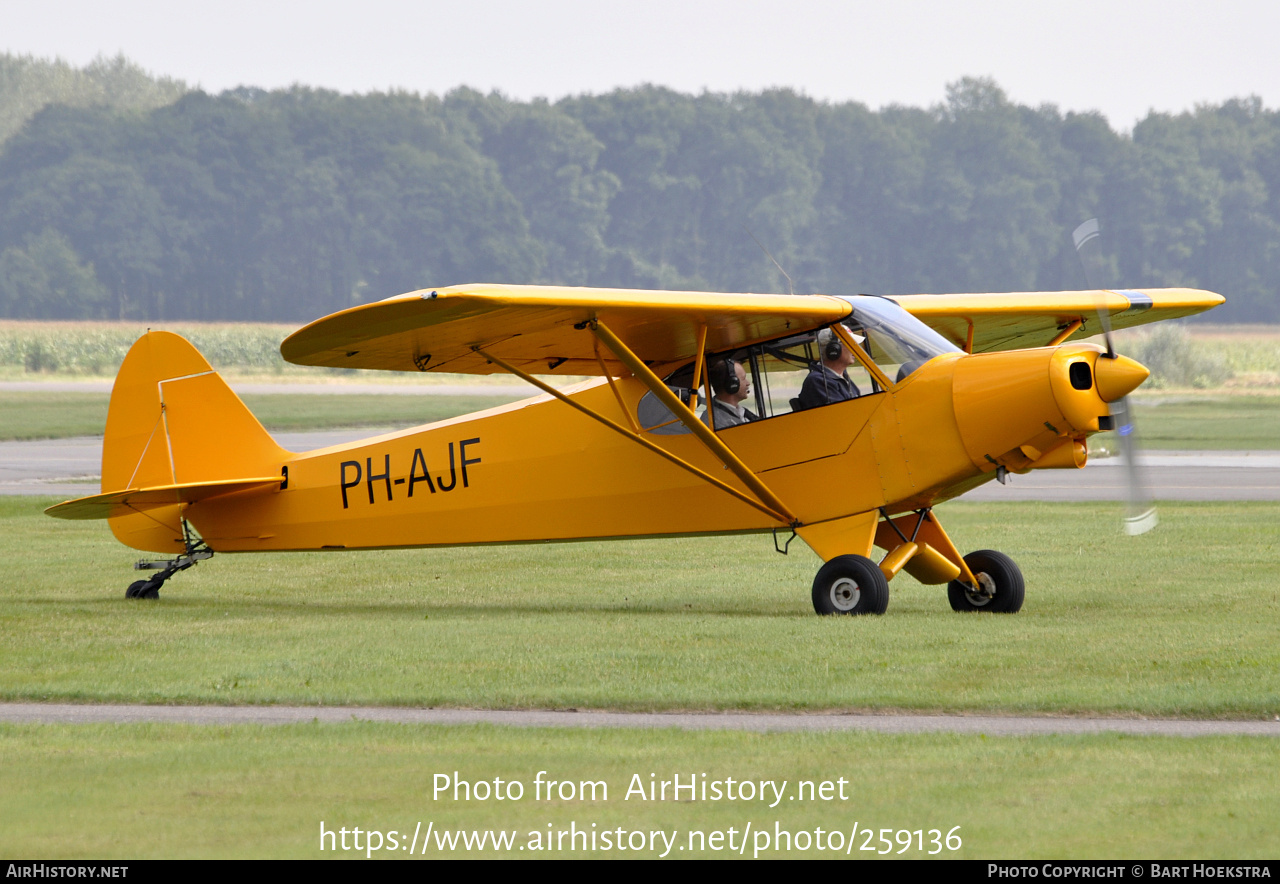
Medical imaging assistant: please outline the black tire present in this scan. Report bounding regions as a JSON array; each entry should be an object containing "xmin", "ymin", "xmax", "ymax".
[
  {"xmin": 947, "ymin": 549, "xmax": 1024, "ymax": 613},
  {"xmin": 812, "ymin": 555, "xmax": 889, "ymax": 616},
  {"xmin": 126, "ymin": 579, "xmax": 160, "ymax": 600}
]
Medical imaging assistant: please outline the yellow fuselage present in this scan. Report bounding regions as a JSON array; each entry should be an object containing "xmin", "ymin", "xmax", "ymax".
[{"xmin": 182, "ymin": 343, "xmax": 1126, "ymax": 560}]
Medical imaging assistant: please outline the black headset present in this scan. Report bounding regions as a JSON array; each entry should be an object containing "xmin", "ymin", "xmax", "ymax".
[
  {"xmin": 822, "ymin": 328, "xmax": 843, "ymax": 362},
  {"xmin": 710, "ymin": 356, "xmax": 740, "ymax": 395}
]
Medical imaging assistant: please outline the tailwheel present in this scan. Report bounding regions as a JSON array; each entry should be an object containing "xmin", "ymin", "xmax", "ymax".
[
  {"xmin": 123, "ymin": 520, "xmax": 211, "ymax": 600},
  {"xmin": 125, "ymin": 579, "xmax": 160, "ymax": 599},
  {"xmin": 948, "ymin": 550, "xmax": 1024, "ymax": 613},
  {"xmin": 812, "ymin": 555, "xmax": 889, "ymax": 616}
]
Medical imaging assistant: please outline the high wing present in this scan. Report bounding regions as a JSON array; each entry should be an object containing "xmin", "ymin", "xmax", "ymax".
[
  {"xmin": 892, "ymin": 288, "xmax": 1225, "ymax": 353},
  {"xmin": 281, "ymin": 284, "xmax": 1225, "ymax": 374},
  {"xmin": 281, "ymin": 284, "xmax": 851, "ymax": 374}
]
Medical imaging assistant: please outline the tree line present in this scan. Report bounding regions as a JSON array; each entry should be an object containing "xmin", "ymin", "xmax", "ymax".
[{"xmin": 1, "ymin": 60, "xmax": 1278, "ymax": 322}]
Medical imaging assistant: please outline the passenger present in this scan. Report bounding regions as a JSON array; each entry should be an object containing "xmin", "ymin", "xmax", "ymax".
[
  {"xmin": 703, "ymin": 357, "xmax": 758, "ymax": 429},
  {"xmin": 796, "ymin": 327, "xmax": 860, "ymax": 410}
]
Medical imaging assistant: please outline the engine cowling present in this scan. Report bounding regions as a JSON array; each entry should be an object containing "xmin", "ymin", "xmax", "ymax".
[{"xmin": 950, "ymin": 343, "xmax": 1148, "ymax": 475}]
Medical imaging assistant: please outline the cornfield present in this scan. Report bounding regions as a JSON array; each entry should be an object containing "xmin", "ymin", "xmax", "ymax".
[
  {"xmin": 0, "ymin": 322, "xmax": 305, "ymax": 376},
  {"xmin": 1113, "ymin": 323, "xmax": 1280, "ymax": 389},
  {"xmin": 4, "ymin": 320, "xmax": 1280, "ymax": 389}
]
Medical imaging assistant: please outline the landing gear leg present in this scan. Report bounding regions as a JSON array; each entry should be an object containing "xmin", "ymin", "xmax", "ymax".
[{"xmin": 124, "ymin": 521, "xmax": 212, "ymax": 600}]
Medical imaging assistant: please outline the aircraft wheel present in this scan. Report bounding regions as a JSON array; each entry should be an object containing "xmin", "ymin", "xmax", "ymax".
[
  {"xmin": 812, "ymin": 555, "xmax": 889, "ymax": 616},
  {"xmin": 948, "ymin": 550, "xmax": 1024, "ymax": 613},
  {"xmin": 125, "ymin": 579, "xmax": 160, "ymax": 600}
]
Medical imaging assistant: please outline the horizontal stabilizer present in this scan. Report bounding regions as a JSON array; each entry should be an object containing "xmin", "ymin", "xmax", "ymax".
[{"xmin": 44, "ymin": 477, "xmax": 282, "ymax": 521}]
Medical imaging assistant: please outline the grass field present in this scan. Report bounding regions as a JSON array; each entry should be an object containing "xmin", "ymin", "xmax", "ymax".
[
  {"xmin": 4, "ymin": 497, "xmax": 1277, "ymax": 718},
  {"xmin": 5, "ymin": 496, "xmax": 1278, "ymax": 859},
  {"xmin": 1126, "ymin": 395, "xmax": 1280, "ymax": 449},
  {"xmin": 1, "ymin": 723, "xmax": 1275, "ymax": 859}
]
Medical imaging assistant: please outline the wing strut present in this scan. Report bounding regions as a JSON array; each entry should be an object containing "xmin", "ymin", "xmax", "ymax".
[
  {"xmin": 1048, "ymin": 319, "xmax": 1083, "ymax": 347},
  {"xmin": 589, "ymin": 320, "xmax": 799, "ymax": 526},
  {"xmin": 472, "ymin": 345, "xmax": 795, "ymax": 525}
]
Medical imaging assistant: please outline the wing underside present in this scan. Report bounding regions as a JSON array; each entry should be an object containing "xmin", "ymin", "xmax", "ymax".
[
  {"xmin": 892, "ymin": 288, "xmax": 1224, "ymax": 353},
  {"xmin": 280, "ymin": 284, "xmax": 1225, "ymax": 375},
  {"xmin": 281, "ymin": 284, "xmax": 853, "ymax": 375}
]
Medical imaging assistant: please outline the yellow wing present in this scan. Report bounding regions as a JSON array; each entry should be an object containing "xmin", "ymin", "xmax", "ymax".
[
  {"xmin": 281, "ymin": 283, "xmax": 852, "ymax": 375},
  {"xmin": 893, "ymin": 288, "xmax": 1224, "ymax": 353},
  {"xmin": 281, "ymin": 283, "xmax": 1225, "ymax": 374}
]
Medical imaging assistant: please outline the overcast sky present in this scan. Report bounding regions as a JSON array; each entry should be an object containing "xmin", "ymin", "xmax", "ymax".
[{"xmin": 5, "ymin": 0, "xmax": 1279, "ymax": 129}]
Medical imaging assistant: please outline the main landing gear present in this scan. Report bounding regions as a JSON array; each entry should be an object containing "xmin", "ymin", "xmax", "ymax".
[
  {"xmin": 807, "ymin": 508, "xmax": 1024, "ymax": 615},
  {"xmin": 812, "ymin": 555, "xmax": 890, "ymax": 615},
  {"xmin": 946, "ymin": 549, "xmax": 1025, "ymax": 613},
  {"xmin": 124, "ymin": 521, "xmax": 212, "ymax": 600}
]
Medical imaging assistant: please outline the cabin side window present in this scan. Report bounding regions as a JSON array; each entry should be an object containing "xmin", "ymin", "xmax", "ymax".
[
  {"xmin": 743, "ymin": 332, "xmax": 879, "ymax": 419},
  {"xmin": 638, "ymin": 300, "xmax": 958, "ymax": 434},
  {"xmin": 637, "ymin": 329, "xmax": 881, "ymax": 434}
]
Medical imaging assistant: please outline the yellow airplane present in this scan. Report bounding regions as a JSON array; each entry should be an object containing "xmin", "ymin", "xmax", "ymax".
[{"xmin": 46, "ymin": 284, "xmax": 1223, "ymax": 614}]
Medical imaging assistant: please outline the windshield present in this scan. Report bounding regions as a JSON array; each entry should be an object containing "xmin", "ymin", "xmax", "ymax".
[
  {"xmin": 834, "ymin": 296, "xmax": 961, "ymax": 381},
  {"xmin": 635, "ymin": 296, "xmax": 961, "ymax": 435}
]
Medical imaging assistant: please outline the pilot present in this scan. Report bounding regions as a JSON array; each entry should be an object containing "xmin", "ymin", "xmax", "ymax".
[
  {"xmin": 703, "ymin": 357, "xmax": 758, "ymax": 429},
  {"xmin": 796, "ymin": 326, "xmax": 860, "ymax": 410}
]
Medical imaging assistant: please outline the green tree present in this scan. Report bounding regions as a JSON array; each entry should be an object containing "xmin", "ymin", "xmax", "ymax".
[
  {"xmin": 0, "ymin": 227, "xmax": 108, "ymax": 318},
  {"xmin": 447, "ymin": 90, "xmax": 619, "ymax": 285},
  {"xmin": 810, "ymin": 102, "xmax": 930, "ymax": 294},
  {"xmin": 0, "ymin": 53, "xmax": 185, "ymax": 146},
  {"xmin": 565, "ymin": 87, "xmax": 822, "ymax": 293}
]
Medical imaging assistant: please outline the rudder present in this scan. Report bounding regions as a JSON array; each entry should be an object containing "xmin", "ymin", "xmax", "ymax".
[{"xmin": 103, "ymin": 331, "xmax": 289, "ymax": 552}]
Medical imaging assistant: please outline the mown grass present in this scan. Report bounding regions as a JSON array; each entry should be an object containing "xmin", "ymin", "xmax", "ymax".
[
  {"xmin": 0, "ymin": 393, "xmax": 110, "ymax": 440},
  {"xmin": 3, "ymin": 498, "xmax": 1277, "ymax": 717},
  {"xmin": 1127, "ymin": 395, "xmax": 1280, "ymax": 449},
  {"xmin": 1, "ymin": 722, "xmax": 1275, "ymax": 859},
  {"xmin": 0, "ymin": 391, "xmax": 522, "ymax": 441}
]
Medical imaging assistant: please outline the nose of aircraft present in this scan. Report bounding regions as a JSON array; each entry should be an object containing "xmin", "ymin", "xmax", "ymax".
[{"xmin": 1094, "ymin": 354, "xmax": 1150, "ymax": 402}]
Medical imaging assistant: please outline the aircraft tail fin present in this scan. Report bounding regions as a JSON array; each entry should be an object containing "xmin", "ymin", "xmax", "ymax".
[{"xmin": 90, "ymin": 331, "xmax": 289, "ymax": 552}]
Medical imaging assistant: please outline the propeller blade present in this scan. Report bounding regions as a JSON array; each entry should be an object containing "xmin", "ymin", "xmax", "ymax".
[
  {"xmin": 1071, "ymin": 218, "xmax": 1156, "ymax": 534},
  {"xmin": 1110, "ymin": 396, "xmax": 1158, "ymax": 535},
  {"xmin": 1071, "ymin": 218, "xmax": 1115, "ymax": 358}
]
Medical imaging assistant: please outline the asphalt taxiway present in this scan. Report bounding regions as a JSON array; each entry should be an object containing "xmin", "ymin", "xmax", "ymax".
[{"xmin": 0, "ymin": 703, "xmax": 1275, "ymax": 737}]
